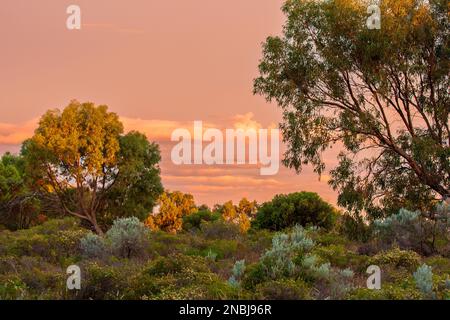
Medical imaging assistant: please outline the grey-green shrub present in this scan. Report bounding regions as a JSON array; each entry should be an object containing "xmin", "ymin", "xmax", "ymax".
[
  {"xmin": 106, "ymin": 217, "xmax": 149, "ymax": 258},
  {"xmin": 228, "ymin": 259, "xmax": 246, "ymax": 287},
  {"xmin": 374, "ymin": 203, "xmax": 450, "ymax": 255},
  {"xmin": 261, "ymin": 225, "xmax": 314, "ymax": 278},
  {"xmin": 80, "ymin": 233, "xmax": 107, "ymax": 259},
  {"xmin": 413, "ymin": 264, "xmax": 434, "ymax": 299}
]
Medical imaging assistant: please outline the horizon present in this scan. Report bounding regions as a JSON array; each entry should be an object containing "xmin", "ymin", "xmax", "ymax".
[{"xmin": 0, "ymin": 0, "xmax": 338, "ymax": 206}]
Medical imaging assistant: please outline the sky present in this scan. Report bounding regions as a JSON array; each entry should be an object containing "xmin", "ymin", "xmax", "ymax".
[{"xmin": 0, "ymin": 0, "xmax": 339, "ymax": 206}]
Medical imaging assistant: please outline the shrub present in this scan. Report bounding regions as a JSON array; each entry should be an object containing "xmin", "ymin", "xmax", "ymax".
[
  {"xmin": 314, "ymin": 244, "xmax": 368, "ymax": 272},
  {"xmin": 0, "ymin": 278, "xmax": 29, "ymax": 300},
  {"xmin": 200, "ymin": 220, "xmax": 241, "ymax": 240},
  {"xmin": 338, "ymin": 213, "xmax": 372, "ymax": 242},
  {"xmin": 368, "ymin": 248, "xmax": 421, "ymax": 271},
  {"xmin": 228, "ymin": 260, "xmax": 245, "ymax": 287},
  {"xmin": 145, "ymin": 254, "xmax": 209, "ymax": 276},
  {"xmin": 252, "ymin": 192, "xmax": 336, "ymax": 231},
  {"xmin": 374, "ymin": 204, "xmax": 450, "ymax": 255},
  {"xmin": 106, "ymin": 217, "xmax": 149, "ymax": 258},
  {"xmin": 413, "ymin": 264, "xmax": 435, "ymax": 299},
  {"xmin": 182, "ymin": 210, "xmax": 220, "ymax": 231},
  {"xmin": 261, "ymin": 225, "xmax": 314, "ymax": 279},
  {"xmin": 80, "ymin": 261, "xmax": 132, "ymax": 300},
  {"xmin": 0, "ymin": 218, "xmax": 87, "ymax": 263},
  {"xmin": 195, "ymin": 239, "xmax": 239, "ymax": 260},
  {"xmin": 241, "ymin": 263, "xmax": 267, "ymax": 290},
  {"xmin": 348, "ymin": 283, "xmax": 422, "ymax": 300},
  {"xmin": 80, "ymin": 233, "xmax": 107, "ymax": 259},
  {"xmin": 254, "ymin": 279, "xmax": 311, "ymax": 300}
]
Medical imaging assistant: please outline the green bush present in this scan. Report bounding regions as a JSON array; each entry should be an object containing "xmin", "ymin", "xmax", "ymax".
[
  {"xmin": 126, "ymin": 255, "xmax": 230, "ymax": 300},
  {"xmin": 0, "ymin": 219, "xmax": 87, "ymax": 263},
  {"xmin": 368, "ymin": 248, "xmax": 421, "ymax": 271},
  {"xmin": 254, "ymin": 279, "xmax": 311, "ymax": 300},
  {"xmin": 261, "ymin": 226, "xmax": 314, "ymax": 279},
  {"xmin": 241, "ymin": 263, "xmax": 267, "ymax": 290},
  {"xmin": 413, "ymin": 264, "xmax": 434, "ymax": 299},
  {"xmin": 252, "ymin": 192, "xmax": 336, "ymax": 231},
  {"xmin": 348, "ymin": 283, "xmax": 422, "ymax": 300},
  {"xmin": 182, "ymin": 210, "xmax": 220, "ymax": 231},
  {"xmin": 80, "ymin": 261, "xmax": 132, "ymax": 300},
  {"xmin": 0, "ymin": 277, "xmax": 29, "ymax": 300},
  {"xmin": 199, "ymin": 220, "xmax": 241, "ymax": 240},
  {"xmin": 145, "ymin": 254, "xmax": 210, "ymax": 276},
  {"xmin": 80, "ymin": 233, "xmax": 108, "ymax": 259},
  {"xmin": 337, "ymin": 214, "xmax": 372, "ymax": 242}
]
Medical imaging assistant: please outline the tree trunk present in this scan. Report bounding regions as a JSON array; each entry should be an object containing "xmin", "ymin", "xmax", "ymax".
[{"xmin": 92, "ymin": 221, "xmax": 104, "ymax": 236}]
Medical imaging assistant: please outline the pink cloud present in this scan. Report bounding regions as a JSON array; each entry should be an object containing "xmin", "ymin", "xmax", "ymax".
[{"xmin": 0, "ymin": 118, "xmax": 38, "ymax": 145}]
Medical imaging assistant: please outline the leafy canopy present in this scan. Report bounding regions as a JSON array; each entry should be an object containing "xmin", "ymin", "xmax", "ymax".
[
  {"xmin": 252, "ymin": 192, "xmax": 336, "ymax": 231},
  {"xmin": 24, "ymin": 100, "xmax": 163, "ymax": 234},
  {"xmin": 254, "ymin": 0, "xmax": 449, "ymax": 218}
]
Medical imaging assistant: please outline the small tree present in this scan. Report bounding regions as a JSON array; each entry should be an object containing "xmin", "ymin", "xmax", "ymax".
[
  {"xmin": 24, "ymin": 101, "xmax": 162, "ymax": 234},
  {"xmin": 222, "ymin": 201, "xmax": 237, "ymax": 222},
  {"xmin": 253, "ymin": 192, "xmax": 336, "ymax": 231},
  {"xmin": 0, "ymin": 153, "xmax": 40, "ymax": 230},
  {"xmin": 145, "ymin": 191, "xmax": 197, "ymax": 233}
]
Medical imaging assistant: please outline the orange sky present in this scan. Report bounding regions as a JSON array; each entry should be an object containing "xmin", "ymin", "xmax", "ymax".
[{"xmin": 0, "ymin": 0, "xmax": 339, "ymax": 206}]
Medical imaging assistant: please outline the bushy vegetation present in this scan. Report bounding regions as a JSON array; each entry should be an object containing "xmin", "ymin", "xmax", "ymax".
[
  {"xmin": 252, "ymin": 192, "xmax": 336, "ymax": 231},
  {"xmin": 1, "ymin": 202, "xmax": 450, "ymax": 300}
]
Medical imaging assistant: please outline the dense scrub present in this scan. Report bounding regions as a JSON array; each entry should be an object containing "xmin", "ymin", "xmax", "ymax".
[{"xmin": 1, "ymin": 216, "xmax": 449, "ymax": 300}]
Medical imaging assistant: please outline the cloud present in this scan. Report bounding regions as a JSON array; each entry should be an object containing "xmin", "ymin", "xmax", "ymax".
[
  {"xmin": 0, "ymin": 118, "xmax": 38, "ymax": 145},
  {"xmin": 0, "ymin": 113, "xmax": 338, "ymax": 206}
]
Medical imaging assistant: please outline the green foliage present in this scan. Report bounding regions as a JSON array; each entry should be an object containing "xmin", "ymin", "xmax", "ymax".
[
  {"xmin": 241, "ymin": 263, "xmax": 267, "ymax": 290},
  {"xmin": 182, "ymin": 210, "xmax": 221, "ymax": 231},
  {"xmin": 338, "ymin": 213, "xmax": 372, "ymax": 242},
  {"xmin": 228, "ymin": 259, "xmax": 245, "ymax": 287},
  {"xmin": 261, "ymin": 225, "xmax": 314, "ymax": 279},
  {"xmin": 80, "ymin": 233, "xmax": 107, "ymax": 259},
  {"xmin": 0, "ymin": 212, "xmax": 449, "ymax": 300},
  {"xmin": 102, "ymin": 131, "xmax": 163, "ymax": 225},
  {"xmin": 0, "ymin": 278, "xmax": 29, "ymax": 300},
  {"xmin": 348, "ymin": 283, "xmax": 422, "ymax": 300},
  {"xmin": 145, "ymin": 254, "xmax": 209, "ymax": 277},
  {"xmin": 23, "ymin": 101, "xmax": 162, "ymax": 234},
  {"xmin": 314, "ymin": 244, "xmax": 368, "ymax": 272},
  {"xmin": 374, "ymin": 204, "xmax": 450, "ymax": 255},
  {"xmin": 0, "ymin": 153, "xmax": 41, "ymax": 230},
  {"xmin": 199, "ymin": 220, "xmax": 241, "ymax": 240},
  {"xmin": 254, "ymin": 279, "xmax": 311, "ymax": 300},
  {"xmin": 253, "ymin": 192, "xmax": 336, "ymax": 231},
  {"xmin": 254, "ymin": 0, "xmax": 449, "ymax": 217},
  {"xmin": 369, "ymin": 248, "xmax": 421, "ymax": 271},
  {"xmin": 413, "ymin": 264, "xmax": 435, "ymax": 299},
  {"xmin": 106, "ymin": 217, "xmax": 149, "ymax": 259},
  {"xmin": 0, "ymin": 218, "xmax": 87, "ymax": 263}
]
